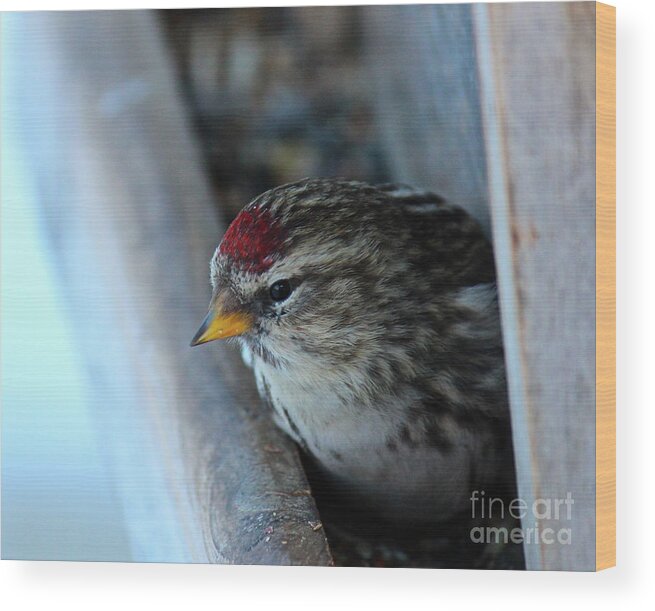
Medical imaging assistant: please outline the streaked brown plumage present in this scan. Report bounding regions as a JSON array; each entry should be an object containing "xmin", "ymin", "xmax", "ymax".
[{"xmin": 192, "ymin": 178, "xmax": 520, "ymax": 563}]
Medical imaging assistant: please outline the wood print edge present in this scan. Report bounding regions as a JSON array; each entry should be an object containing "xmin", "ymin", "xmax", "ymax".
[{"xmin": 595, "ymin": 1, "xmax": 616, "ymax": 571}]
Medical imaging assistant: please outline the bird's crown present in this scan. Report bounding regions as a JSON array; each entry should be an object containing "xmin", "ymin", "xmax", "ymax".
[{"xmin": 218, "ymin": 203, "xmax": 288, "ymax": 273}]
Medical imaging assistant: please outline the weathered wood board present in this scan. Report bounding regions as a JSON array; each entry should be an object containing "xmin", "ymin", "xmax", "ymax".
[
  {"xmin": 474, "ymin": 1, "xmax": 614, "ymax": 570},
  {"xmin": 8, "ymin": 9, "xmax": 331, "ymax": 566},
  {"xmin": 364, "ymin": 3, "xmax": 491, "ymax": 233},
  {"xmin": 367, "ymin": 1, "xmax": 614, "ymax": 571}
]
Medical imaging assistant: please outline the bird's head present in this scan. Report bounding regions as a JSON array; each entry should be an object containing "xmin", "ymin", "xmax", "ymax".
[{"xmin": 191, "ymin": 179, "xmax": 399, "ymax": 369}]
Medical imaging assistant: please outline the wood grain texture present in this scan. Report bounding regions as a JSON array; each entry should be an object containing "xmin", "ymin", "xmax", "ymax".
[
  {"xmin": 364, "ymin": 4, "xmax": 491, "ymax": 233},
  {"xmin": 595, "ymin": 1, "xmax": 616, "ymax": 571},
  {"xmin": 475, "ymin": 1, "xmax": 598, "ymax": 571},
  {"xmin": 8, "ymin": 10, "xmax": 331, "ymax": 566}
]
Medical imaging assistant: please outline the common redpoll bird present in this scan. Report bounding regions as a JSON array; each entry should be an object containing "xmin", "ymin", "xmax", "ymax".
[{"xmin": 192, "ymin": 178, "xmax": 518, "ymax": 548}]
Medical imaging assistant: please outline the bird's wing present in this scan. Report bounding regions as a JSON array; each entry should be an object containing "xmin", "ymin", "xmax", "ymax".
[{"xmin": 377, "ymin": 183, "xmax": 496, "ymax": 288}]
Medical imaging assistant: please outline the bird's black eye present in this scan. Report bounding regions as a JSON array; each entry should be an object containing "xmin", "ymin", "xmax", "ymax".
[{"xmin": 269, "ymin": 279, "xmax": 292, "ymax": 302}]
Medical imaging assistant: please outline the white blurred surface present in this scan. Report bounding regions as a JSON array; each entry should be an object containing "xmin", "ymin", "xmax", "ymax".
[{"xmin": 1, "ymin": 89, "xmax": 131, "ymax": 561}]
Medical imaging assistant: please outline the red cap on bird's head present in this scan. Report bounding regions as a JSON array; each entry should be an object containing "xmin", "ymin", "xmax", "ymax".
[{"xmin": 218, "ymin": 205, "xmax": 288, "ymax": 273}]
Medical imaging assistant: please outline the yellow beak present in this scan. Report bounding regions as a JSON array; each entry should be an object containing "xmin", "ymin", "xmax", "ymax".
[{"xmin": 190, "ymin": 303, "xmax": 254, "ymax": 346}]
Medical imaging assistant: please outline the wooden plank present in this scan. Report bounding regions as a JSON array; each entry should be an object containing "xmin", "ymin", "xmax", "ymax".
[
  {"xmin": 474, "ymin": 2, "xmax": 598, "ymax": 571},
  {"xmin": 595, "ymin": 1, "xmax": 616, "ymax": 571},
  {"xmin": 364, "ymin": 3, "xmax": 491, "ymax": 232},
  {"xmin": 7, "ymin": 10, "xmax": 331, "ymax": 565}
]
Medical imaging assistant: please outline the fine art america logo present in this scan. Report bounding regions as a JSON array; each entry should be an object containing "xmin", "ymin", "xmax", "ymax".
[{"xmin": 469, "ymin": 490, "xmax": 574, "ymax": 545}]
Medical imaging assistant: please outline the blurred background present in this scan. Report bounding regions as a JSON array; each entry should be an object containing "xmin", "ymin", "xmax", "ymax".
[
  {"xmin": 162, "ymin": 8, "xmax": 390, "ymax": 218},
  {"xmin": 2, "ymin": 124, "xmax": 132, "ymax": 560}
]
